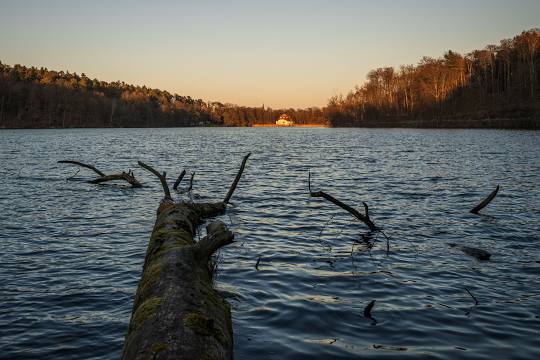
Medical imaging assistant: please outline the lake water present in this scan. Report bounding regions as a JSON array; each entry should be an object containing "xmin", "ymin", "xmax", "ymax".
[{"xmin": 0, "ymin": 127, "xmax": 539, "ymax": 359}]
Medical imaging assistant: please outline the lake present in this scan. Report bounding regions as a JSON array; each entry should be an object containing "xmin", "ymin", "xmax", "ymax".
[{"xmin": 0, "ymin": 127, "xmax": 539, "ymax": 359}]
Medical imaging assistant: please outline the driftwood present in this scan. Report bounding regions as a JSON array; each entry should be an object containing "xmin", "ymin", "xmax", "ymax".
[
  {"xmin": 470, "ymin": 185, "xmax": 499, "ymax": 214},
  {"xmin": 58, "ymin": 160, "xmax": 142, "ymax": 188},
  {"xmin": 122, "ymin": 154, "xmax": 250, "ymax": 360},
  {"xmin": 308, "ymin": 172, "xmax": 378, "ymax": 231}
]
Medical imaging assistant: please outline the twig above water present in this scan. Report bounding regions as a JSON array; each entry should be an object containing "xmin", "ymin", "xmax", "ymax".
[{"xmin": 464, "ymin": 287, "xmax": 479, "ymax": 306}]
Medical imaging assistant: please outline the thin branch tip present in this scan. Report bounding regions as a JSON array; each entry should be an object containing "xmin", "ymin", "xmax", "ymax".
[{"xmin": 223, "ymin": 152, "xmax": 251, "ymax": 205}]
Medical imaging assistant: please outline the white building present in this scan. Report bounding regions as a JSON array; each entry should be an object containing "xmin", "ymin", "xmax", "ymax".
[{"xmin": 276, "ymin": 114, "xmax": 294, "ymax": 126}]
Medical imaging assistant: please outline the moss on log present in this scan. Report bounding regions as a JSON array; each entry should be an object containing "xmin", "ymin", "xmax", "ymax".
[{"xmin": 122, "ymin": 201, "xmax": 233, "ymax": 360}]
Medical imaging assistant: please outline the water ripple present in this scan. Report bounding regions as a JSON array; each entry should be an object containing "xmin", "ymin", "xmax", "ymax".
[{"xmin": 0, "ymin": 128, "xmax": 539, "ymax": 359}]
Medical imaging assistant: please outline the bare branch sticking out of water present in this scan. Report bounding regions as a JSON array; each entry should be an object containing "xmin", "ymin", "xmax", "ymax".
[
  {"xmin": 255, "ymin": 256, "xmax": 261, "ymax": 270},
  {"xmin": 223, "ymin": 153, "xmax": 251, "ymax": 205},
  {"xmin": 137, "ymin": 161, "xmax": 171, "ymax": 199},
  {"xmin": 470, "ymin": 185, "xmax": 500, "ymax": 214},
  {"xmin": 308, "ymin": 172, "xmax": 378, "ymax": 231},
  {"xmin": 464, "ymin": 287, "xmax": 479, "ymax": 306},
  {"xmin": 173, "ymin": 169, "xmax": 186, "ymax": 190},
  {"xmin": 59, "ymin": 160, "xmax": 142, "ymax": 188},
  {"xmin": 364, "ymin": 300, "xmax": 377, "ymax": 325},
  {"xmin": 364, "ymin": 300, "xmax": 375, "ymax": 317},
  {"xmin": 177, "ymin": 171, "xmax": 195, "ymax": 195},
  {"xmin": 58, "ymin": 160, "xmax": 105, "ymax": 177}
]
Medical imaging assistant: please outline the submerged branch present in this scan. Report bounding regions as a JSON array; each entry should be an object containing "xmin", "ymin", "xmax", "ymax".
[
  {"xmin": 88, "ymin": 172, "xmax": 142, "ymax": 188},
  {"xmin": 464, "ymin": 287, "xmax": 479, "ymax": 306}
]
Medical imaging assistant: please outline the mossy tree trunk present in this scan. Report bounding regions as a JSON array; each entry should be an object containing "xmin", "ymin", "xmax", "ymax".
[
  {"xmin": 122, "ymin": 201, "xmax": 233, "ymax": 359},
  {"xmin": 122, "ymin": 154, "xmax": 250, "ymax": 360}
]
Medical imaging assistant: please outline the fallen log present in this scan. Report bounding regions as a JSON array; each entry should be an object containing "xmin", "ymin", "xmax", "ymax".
[
  {"xmin": 470, "ymin": 185, "xmax": 499, "ymax": 214},
  {"xmin": 122, "ymin": 154, "xmax": 250, "ymax": 360},
  {"xmin": 58, "ymin": 160, "xmax": 142, "ymax": 188}
]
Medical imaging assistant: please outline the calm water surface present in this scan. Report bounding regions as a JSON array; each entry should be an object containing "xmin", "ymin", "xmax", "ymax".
[{"xmin": 0, "ymin": 128, "xmax": 539, "ymax": 359}]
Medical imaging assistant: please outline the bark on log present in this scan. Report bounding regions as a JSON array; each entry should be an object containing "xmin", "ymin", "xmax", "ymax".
[{"xmin": 122, "ymin": 202, "xmax": 232, "ymax": 360}]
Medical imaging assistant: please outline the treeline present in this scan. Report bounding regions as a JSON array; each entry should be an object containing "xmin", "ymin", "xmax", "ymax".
[
  {"xmin": 326, "ymin": 29, "xmax": 540, "ymax": 128},
  {"xmin": 1, "ymin": 29, "xmax": 539, "ymax": 129},
  {"xmin": 0, "ymin": 62, "xmax": 327, "ymax": 128}
]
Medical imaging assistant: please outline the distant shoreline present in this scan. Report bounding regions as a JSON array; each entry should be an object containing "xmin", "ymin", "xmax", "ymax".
[
  {"xmin": 251, "ymin": 123, "xmax": 329, "ymax": 128},
  {"xmin": 1, "ymin": 117, "xmax": 539, "ymax": 130}
]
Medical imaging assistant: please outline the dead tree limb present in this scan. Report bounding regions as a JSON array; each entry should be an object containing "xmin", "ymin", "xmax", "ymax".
[
  {"xmin": 58, "ymin": 160, "xmax": 105, "ymax": 177},
  {"xmin": 176, "ymin": 172, "xmax": 195, "ymax": 194},
  {"xmin": 223, "ymin": 153, "xmax": 251, "ymax": 204},
  {"xmin": 173, "ymin": 170, "xmax": 187, "ymax": 191},
  {"xmin": 88, "ymin": 172, "xmax": 141, "ymax": 187},
  {"xmin": 308, "ymin": 172, "xmax": 378, "ymax": 231},
  {"xmin": 58, "ymin": 160, "xmax": 142, "ymax": 187},
  {"xmin": 464, "ymin": 287, "xmax": 479, "ymax": 306},
  {"xmin": 470, "ymin": 185, "xmax": 500, "ymax": 214},
  {"xmin": 187, "ymin": 172, "xmax": 195, "ymax": 193},
  {"xmin": 138, "ymin": 161, "xmax": 172, "ymax": 200}
]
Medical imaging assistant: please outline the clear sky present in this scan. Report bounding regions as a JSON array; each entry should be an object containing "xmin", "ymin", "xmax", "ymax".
[{"xmin": 0, "ymin": 0, "xmax": 539, "ymax": 108}]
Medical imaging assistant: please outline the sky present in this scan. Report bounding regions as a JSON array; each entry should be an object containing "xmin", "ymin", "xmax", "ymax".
[{"xmin": 0, "ymin": 0, "xmax": 539, "ymax": 109}]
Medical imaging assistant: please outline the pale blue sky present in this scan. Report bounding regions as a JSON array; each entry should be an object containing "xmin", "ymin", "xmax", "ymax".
[{"xmin": 1, "ymin": 0, "xmax": 538, "ymax": 108}]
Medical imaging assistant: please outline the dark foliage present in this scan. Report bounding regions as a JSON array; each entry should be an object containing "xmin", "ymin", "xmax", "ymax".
[
  {"xmin": 0, "ymin": 63, "xmax": 326, "ymax": 128},
  {"xmin": 326, "ymin": 29, "xmax": 540, "ymax": 128}
]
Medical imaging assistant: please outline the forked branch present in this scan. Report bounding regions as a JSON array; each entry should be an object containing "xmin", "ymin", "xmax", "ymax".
[
  {"xmin": 58, "ymin": 160, "xmax": 141, "ymax": 187},
  {"xmin": 309, "ymin": 172, "xmax": 378, "ymax": 231},
  {"xmin": 138, "ymin": 161, "xmax": 172, "ymax": 200},
  {"xmin": 470, "ymin": 185, "xmax": 500, "ymax": 214},
  {"xmin": 223, "ymin": 152, "xmax": 251, "ymax": 204}
]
